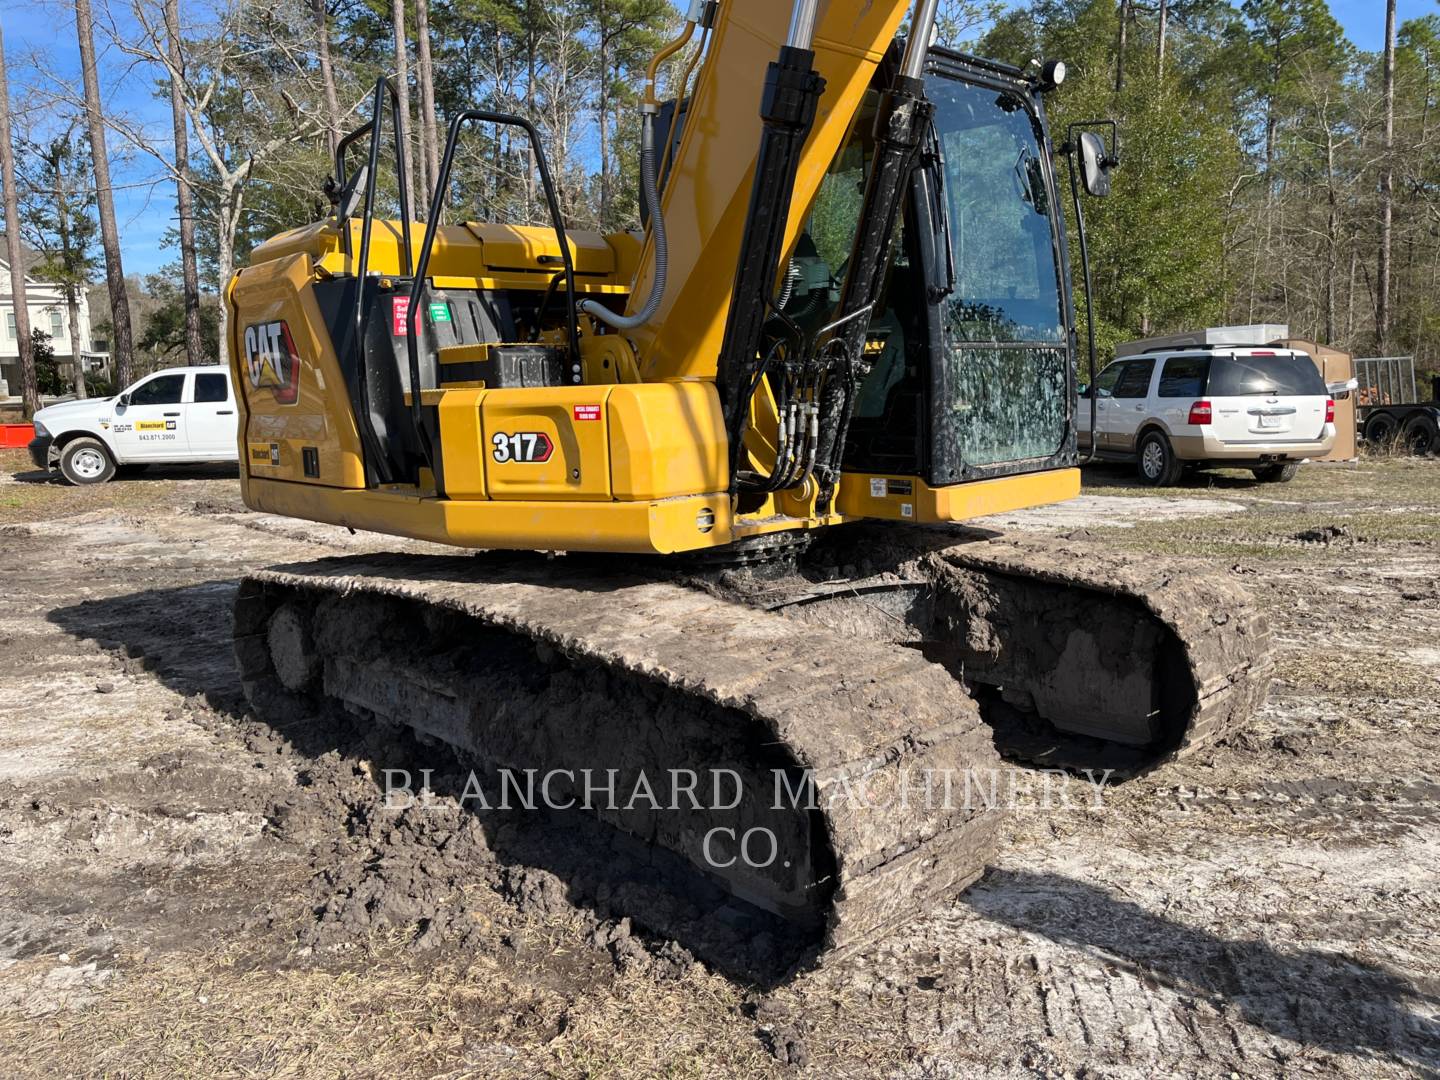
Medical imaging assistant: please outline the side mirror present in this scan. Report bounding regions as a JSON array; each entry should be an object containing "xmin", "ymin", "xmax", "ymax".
[
  {"xmin": 338, "ymin": 162, "xmax": 369, "ymax": 221},
  {"xmin": 1078, "ymin": 131, "xmax": 1112, "ymax": 198},
  {"xmin": 117, "ymin": 392, "xmax": 130, "ymax": 407}
]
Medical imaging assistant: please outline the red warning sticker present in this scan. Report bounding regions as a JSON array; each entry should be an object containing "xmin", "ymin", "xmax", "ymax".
[
  {"xmin": 573, "ymin": 404, "xmax": 601, "ymax": 421},
  {"xmin": 392, "ymin": 296, "xmax": 411, "ymax": 336}
]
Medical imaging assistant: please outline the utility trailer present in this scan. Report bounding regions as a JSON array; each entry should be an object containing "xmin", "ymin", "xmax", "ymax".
[{"xmin": 1354, "ymin": 357, "xmax": 1440, "ymax": 455}]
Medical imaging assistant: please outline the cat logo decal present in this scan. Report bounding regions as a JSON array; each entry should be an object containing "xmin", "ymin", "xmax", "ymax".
[{"xmin": 244, "ymin": 320, "xmax": 301, "ymax": 405}]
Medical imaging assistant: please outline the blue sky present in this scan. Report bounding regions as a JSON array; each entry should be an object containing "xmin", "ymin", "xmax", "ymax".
[{"xmin": 0, "ymin": 0, "xmax": 1430, "ymax": 279}]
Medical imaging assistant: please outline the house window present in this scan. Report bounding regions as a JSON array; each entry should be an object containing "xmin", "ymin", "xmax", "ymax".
[
  {"xmin": 50, "ymin": 311, "xmax": 64, "ymax": 340},
  {"xmin": 4, "ymin": 312, "xmax": 13, "ymax": 340}
]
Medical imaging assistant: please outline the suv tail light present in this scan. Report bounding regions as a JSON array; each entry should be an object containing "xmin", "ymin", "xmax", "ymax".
[
  {"xmin": 1187, "ymin": 400, "xmax": 1213, "ymax": 425},
  {"xmin": 1325, "ymin": 398, "xmax": 1335, "ymax": 423}
]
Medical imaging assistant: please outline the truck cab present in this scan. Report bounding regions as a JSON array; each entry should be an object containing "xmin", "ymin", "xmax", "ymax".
[{"xmin": 28, "ymin": 366, "xmax": 239, "ymax": 485}]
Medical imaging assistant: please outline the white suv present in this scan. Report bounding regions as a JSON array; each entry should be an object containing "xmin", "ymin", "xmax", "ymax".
[
  {"xmin": 1079, "ymin": 347, "xmax": 1336, "ymax": 485},
  {"xmin": 28, "ymin": 366, "xmax": 239, "ymax": 485}
]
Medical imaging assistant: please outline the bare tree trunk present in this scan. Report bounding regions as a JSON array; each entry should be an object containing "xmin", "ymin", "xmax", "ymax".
[
  {"xmin": 0, "ymin": 23, "xmax": 38, "ymax": 415},
  {"xmin": 313, "ymin": 0, "xmax": 342, "ymax": 156},
  {"xmin": 1376, "ymin": 0, "xmax": 1396, "ymax": 351},
  {"xmin": 598, "ymin": 33, "xmax": 609, "ymax": 226},
  {"xmin": 65, "ymin": 297, "xmax": 84, "ymax": 391},
  {"xmin": 1345, "ymin": 247, "xmax": 1357, "ymax": 347},
  {"xmin": 215, "ymin": 184, "xmax": 242, "ymax": 371},
  {"xmin": 524, "ymin": 1, "xmax": 538, "ymax": 220},
  {"xmin": 75, "ymin": 0, "xmax": 134, "ymax": 388},
  {"xmin": 1114, "ymin": 0, "xmax": 1129, "ymax": 94},
  {"xmin": 390, "ymin": 0, "xmax": 418, "ymax": 219},
  {"xmin": 1324, "ymin": 133, "xmax": 1338, "ymax": 346},
  {"xmin": 1156, "ymin": 0, "xmax": 1168, "ymax": 78},
  {"xmin": 164, "ymin": 0, "xmax": 203, "ymax": 366},
  {"xmin": 52, "ymin": 148, "xmax": 87, "ymax": 398},
  {"xmin": 414, "ymin": 0, "xmax": 440, "ymax": 215}
]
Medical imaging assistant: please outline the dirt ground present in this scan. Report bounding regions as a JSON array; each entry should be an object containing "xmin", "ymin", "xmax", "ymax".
[{"xmin": 0, "ymin": 450, "xmax": 1436, "ymax": 1078}]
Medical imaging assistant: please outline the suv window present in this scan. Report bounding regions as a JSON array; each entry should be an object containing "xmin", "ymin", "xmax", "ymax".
[
  {"xmin": 1159, "ymin": 356, "xmax": 1210, "ymax": 397},
  {"xmin": 195, "ymin": 373, "xmax": 229, "ymax": 403},
  {"xmin": 128, "ymin": 374, "xmax": 185, "ymax": 406},
  {"xmin": 1112, "ymin": 359, "xmax": 1155, "ymax": 399},
  {"xmin": 1210, "ymin": 353, "xmax": 1326, "ymax": 396},
  {"xmin": 1092, "ymin": 363, "xmax": 1123, "ymax": 398}
]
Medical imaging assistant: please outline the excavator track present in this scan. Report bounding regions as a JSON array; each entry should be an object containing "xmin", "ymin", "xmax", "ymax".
[
  {"xmin": 233, "ymin": 553, "xmax": 1004, "ymax": 973},
  {"xmin": 725, "ymin": 526, "xmax": 1275, "ymax": 777},
  {"xmin": 232, "ymin": 530, "xmax": 1271, "ymax": 972}
]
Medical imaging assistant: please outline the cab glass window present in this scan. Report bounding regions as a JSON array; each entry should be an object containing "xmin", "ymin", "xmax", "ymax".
[
  {"xmin": 195, "ymin": 373, "xmax": 230, "ymax": 403},
  {"xmin": 128, "ymin": 374, "xmax": 185, "ymax": 406},
  {"xmin": 1112, "ymin": 359, "xmax": 1154, "ymax": 399},
  {"xmin": 928, "ymin": 74, "xmax": 1067, "ymax": 471}
]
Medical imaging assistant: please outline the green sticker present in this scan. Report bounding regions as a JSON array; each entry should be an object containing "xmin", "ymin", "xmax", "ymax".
[{"xmin": 429, "ymin": 302, "xmax": 452, "ymax": 323}]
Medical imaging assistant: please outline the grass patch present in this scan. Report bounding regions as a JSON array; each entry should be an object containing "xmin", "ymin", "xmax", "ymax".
[
  {"xmin": 0, "ymin": 449, "xmax": 235, "ymax": 526},
  {"xmin": 0, "ymin": 939, "xmax": 782, "ymax": 1080},
  {"xmin": 1079, "ymin": 459, "xmax": 1440, "ymax": 559}
]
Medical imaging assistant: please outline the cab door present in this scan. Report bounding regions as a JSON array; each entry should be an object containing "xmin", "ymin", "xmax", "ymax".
[
  {"xmin": 188, "ymin": 370, "xmax": 239, "ymax": 459},
  {"xmin": 111, "ymin": 372, "xmax": 190, "ymax": 461}
]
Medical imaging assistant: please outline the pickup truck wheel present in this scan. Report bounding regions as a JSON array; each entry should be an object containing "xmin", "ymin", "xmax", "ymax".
[
  {"xmin": 1136, "ymin": 431, "xmax": 1182, "ymax": 486},
  {"xmin": 1252, "ymin": 463, "xmax": 1299, "ymax": 482},
  {"xmin": 1403, "ymin": 415, "xmax": 1437, "ymax": 456},
  {"xmin": 58, "ymin": 437, "xmax": 117, "ymax": 485}
]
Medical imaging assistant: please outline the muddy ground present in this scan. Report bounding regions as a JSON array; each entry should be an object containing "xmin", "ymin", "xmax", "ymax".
[{"xmin": 0, "ymin": 451, "xmax": 1435, "ymax": 1078}]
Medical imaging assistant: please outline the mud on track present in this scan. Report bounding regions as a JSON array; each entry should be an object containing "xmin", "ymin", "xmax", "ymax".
[{"xmin": 0, "ymin": 453, "xmax": 1437, "ymax": 1077}]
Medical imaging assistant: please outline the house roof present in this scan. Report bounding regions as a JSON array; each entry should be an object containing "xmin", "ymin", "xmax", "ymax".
[{"xmin": 0, "ymin": 231, "xmax": 41, "ymax": 281}]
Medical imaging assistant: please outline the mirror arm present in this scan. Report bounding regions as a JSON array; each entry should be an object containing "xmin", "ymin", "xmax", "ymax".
[{"xmin": 1065, "ymin": 135, "xmax": 1099, "ymax": 465}]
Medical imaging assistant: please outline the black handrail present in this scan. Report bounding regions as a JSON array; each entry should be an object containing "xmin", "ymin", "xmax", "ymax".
[
  {"xmin": 345, "ymin": 77, "xmax": 415, "ymax": 484},
  {"xmin": 403, "ymin": 109, "xmax": 581, "ymax": 476}
]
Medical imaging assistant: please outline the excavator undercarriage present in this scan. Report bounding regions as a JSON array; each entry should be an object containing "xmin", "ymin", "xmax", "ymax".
[{"xmin": 234, "ymin": 530, "xmax": 1270, "ymax": 974}]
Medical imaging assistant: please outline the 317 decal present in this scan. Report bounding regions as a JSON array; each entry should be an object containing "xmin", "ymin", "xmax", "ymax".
[
  {"xmin": 491, "ymin": 432, "xmax": 553, "ymax": 463},
  {"xmin": 244, "ymin": 320, "xmax": 300, "ymax": 405}
]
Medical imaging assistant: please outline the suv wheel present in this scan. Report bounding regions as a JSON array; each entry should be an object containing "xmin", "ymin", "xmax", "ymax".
[
  {"xmin": 1136, "ymin": 431, "xmax": 1182, "ymax": 486},
  {"xmin": 1252, "ymin": 463, "xmax": 1299, "ymax": 483},
  {"xmin": 58, "ymin": 437, "xmax": 117, "ymax": 485}
]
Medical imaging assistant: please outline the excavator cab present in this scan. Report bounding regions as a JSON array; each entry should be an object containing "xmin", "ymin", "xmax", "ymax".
[{"xmin": 794, "ymin": 52, "xmax": 1079, "ymax": 487}]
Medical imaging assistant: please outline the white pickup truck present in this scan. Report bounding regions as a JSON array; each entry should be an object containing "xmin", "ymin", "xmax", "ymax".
[{"xmin": 27, "ymin": 366, "xmax": 239, "ymax": 484}]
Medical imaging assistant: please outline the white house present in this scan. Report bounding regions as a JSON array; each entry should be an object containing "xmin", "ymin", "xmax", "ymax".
[{"xmin": 0, "ymin": 232, "xmax": 107, "ymax": 398}]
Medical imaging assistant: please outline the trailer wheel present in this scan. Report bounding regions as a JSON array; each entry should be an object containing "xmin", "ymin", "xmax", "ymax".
[
  {"xmin": 1363, "ymin": 412, "xmax": 1399, "ymax": 447},
  {"xmin": 1404, "ymin": 414, "xmax": 1437, "ymax": 456}
]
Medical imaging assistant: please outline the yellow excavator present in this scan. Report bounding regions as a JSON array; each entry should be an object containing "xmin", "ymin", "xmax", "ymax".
[{"xmin": 227, "ymin": 0, "xmax": 1272, "ymax": 973}]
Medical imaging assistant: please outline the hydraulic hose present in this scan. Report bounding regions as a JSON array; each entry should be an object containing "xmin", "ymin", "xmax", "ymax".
[
  {"xmin": 578, "ymin": 111, "xmax": 666, "ymax": 331},
  {"xmin": 580, "ymin": 8, "xmax": 701, "ymax": 333}
]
